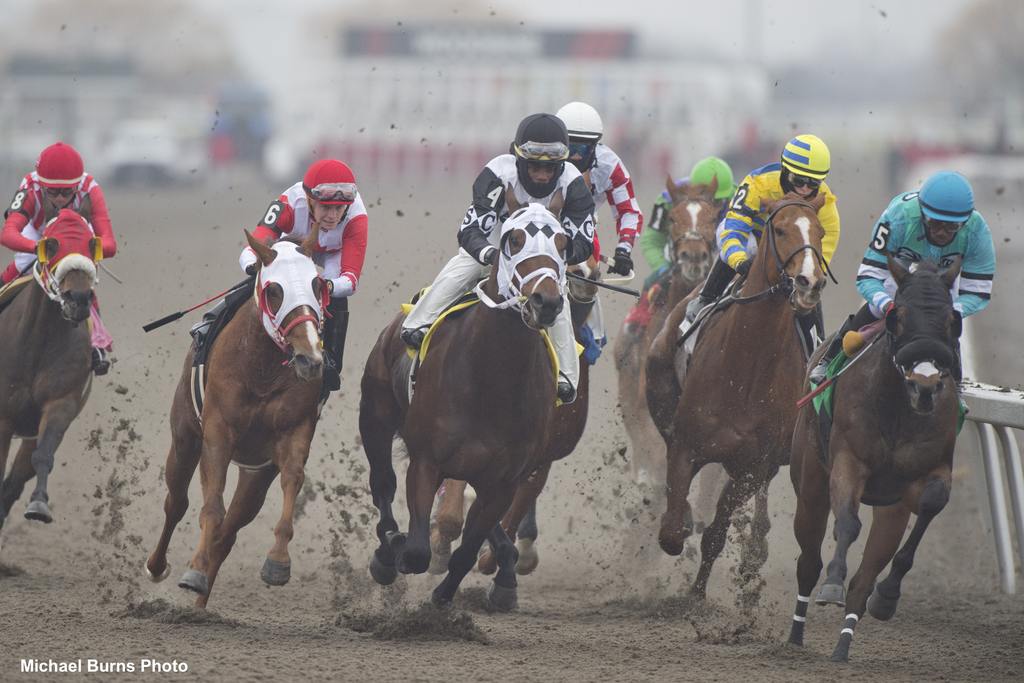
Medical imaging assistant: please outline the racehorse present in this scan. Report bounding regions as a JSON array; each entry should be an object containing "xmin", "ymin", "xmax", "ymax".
[
  {"xmin": 615, "ymin": 175, "xmax": 717, "ymax": 487},
  {"xmin": 358, "ymin": 196, "xmax": 569, "ymax": 610},
  {"xmin": 145, "ymin": 228, "xmax": 327, "ymax": 607},
  {"xmin": 432, "ymin": 258, "xmax": 600, "ymax": 578},
  {"xmin": 656, "ymin": 194, "xmax": 829, "ymax": 597},
  {"xmin": 788, "ymin": 257, "xmax": 963, "ymax": 663},
  {"xmin": 0, "ymin": 209, "xmax": 103, "ymax": 527}
]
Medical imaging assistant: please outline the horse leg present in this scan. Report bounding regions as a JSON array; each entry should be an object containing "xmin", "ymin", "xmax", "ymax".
[
  {"xmin": 479, "ymin": 462, "xmax": 550, "ymax": 575},
  {"xmin": 737, "ymin": 482, "xmax": 772, "ymax": 584},
  {"xmin": 0, "ymin": 438, "xmax": 34, "ymax": 529},
  {"xmin": 484, "ymin": 523, "xmax": 520, "ymax": 611},
  {"xmin": 395, "ymin": 456, "xmax": 440, "ymax": 575},
  {"xmin": 359, "ymin": 387, "xmax": 401, "ymax": 586},
  {"xmin": 0, "ymin": 424, "xmax": 12, "ymax": 527},
  {"xmin": 817, "ymin": 450, "xmax": 869, "ymax": 607},
  {"xmin": 24, "ymin": 398, "xmax": 80, "ymax": 523},
  {"xmin": 788, "ymin": 442, "xmax": 831, "ymax": 646},
  {"xmin": 430, "ymin": 479, "xmax": 466, "ymax": 573},
  {"xmin": 179, "ymin": 416, "xmax": 232, "ymax": 601},
  {"xmin": 866, "ymin": 470, "xmax": 951, "ymax": 622},
  {"xmin": 515, "ymin": 463, "xmax": 550, "ymax": 575},
  {"xmin": 692, "ymin": 464, "xmax": 728, "ymax": 533},
  {"xmin": 431, "ymin": 485, "xmax": 516, "ymax": 608},
  {"xmin": 691, "ymin": 473, "xmax": 761, "ymax": 599},
  {"xmin": 263, "ymin": 427, "xmax": 316, "ymax": 589},
  {"xmin": 195, "ymin": 465, "xmax": 279, "ymax": 608},
  {"xmin": 145, "ymin": 427, "xmax": 202, "ymax": 582},
  {"xmin": 828, "ymin": 501, "xmax": 912, "ymax": 662},
  {"xmin": 658, "ymin": 442, "xmax": 697, "ymax": 556}
]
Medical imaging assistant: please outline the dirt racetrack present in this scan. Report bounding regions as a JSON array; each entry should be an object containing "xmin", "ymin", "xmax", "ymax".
[{"xmin": 1, "ymin": 163, "xmax": 1022, "ymax": 682}]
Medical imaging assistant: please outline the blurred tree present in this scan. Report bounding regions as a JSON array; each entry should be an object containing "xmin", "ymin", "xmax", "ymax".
[{"xmin": 0, "ymin": 0, "xmax": 239, "ymax": 90}]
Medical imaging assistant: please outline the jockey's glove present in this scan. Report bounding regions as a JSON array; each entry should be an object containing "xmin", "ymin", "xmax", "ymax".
[
  {"xmin": 482, "ymin": 247, "xmax": 499, "ymax": 266},
  {"xmin": 609, "ymin": 247, "xmax": 633, "ymax": 276},
  {"xmin": 245, "ymin": 263, "xmax": 257, "ymax": 276},
  {"xmin": 735, "ymin": 259, "xmax": 752, "ymax": 277}
]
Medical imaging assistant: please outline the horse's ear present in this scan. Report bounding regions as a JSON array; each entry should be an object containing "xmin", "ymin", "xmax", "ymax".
[
  {"xmin": 808, "ymin": 192, "xmax": 827, "ymax": 212},
  {"xmin": 886, "ymin": 305, "xmax": 900, "ymax": 335},
  {"xmin": 886, "ymin": 252, "xmax": 910, "ymax": 286},
  {"xmin": 665, "ymin": 174, "xmax": 682, "ymax": 203},
  {"xmin": 298, "ymin": 220, "xmax": 319, "ymax": 258},
  {"xmin": 548, "ymin": 190, "xmax": 564, "ymax": 220},
  {"xmin": 244, "ymin": 229, "xmax": 277, "ymax": 266},
  {"xmin": 36, "ymin": 237, "xmax": 59, "ymax": 264},
  {"xmin": 707, "ymin": 174, "xmax": 719, "ymax": 199},
  {"xmin": 939, "ymin": 255, "xmax": 963, "ymax": 289},
  {"xmin": 950, "ymin": 309, "xmax": 963, "ymax": 340},
  {"xmin": 761, "ymin": 197, "xmax": 780, "ymax": 215},
  {"xmin": 88, "ymin": 236, "xmax": 103, "ymax": 262},
  {"xmin": 504, "ymin": 184, "xmax": 521, "ymax": 214}
]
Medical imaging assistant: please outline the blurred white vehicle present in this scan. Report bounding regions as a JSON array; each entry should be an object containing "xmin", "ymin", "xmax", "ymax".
[{"xmin": 98, "ymin": 119, "xmax": 206, "ymax": 186}]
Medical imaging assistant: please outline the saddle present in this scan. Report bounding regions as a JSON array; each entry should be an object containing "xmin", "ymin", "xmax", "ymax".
[
  {"xmin": 0, "ymin": 275, "xmax": 33, "ymax": 317},
  {"xmin": 187, "ymin": 285, "xmax": 253, "ymax": 421}
]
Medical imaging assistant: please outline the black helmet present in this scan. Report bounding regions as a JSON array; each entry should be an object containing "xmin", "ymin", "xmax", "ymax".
[{"xmin": 511, "ymin": 113, "xmax": 569, "ymax": 198}]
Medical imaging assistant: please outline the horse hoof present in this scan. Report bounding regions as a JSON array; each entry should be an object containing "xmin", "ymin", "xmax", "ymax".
[
  {"xmin": 487, "ymin": 581, "xmax": 518, "ymax": 612},
  {"xmin": 145, "ymin": 561, "xmax": 171, "ymax": 583},
  {"xmin": 427, "ymin": 549, "xmax": 450, "ymax": 575},
  {"xmin": 515, "ymin": 539, "xmax": 539, "ymax": 575},
  {"xmin": 436, "ymin": 516, "xmax": 463, "ymax": 542},
  {"xmin": 397, "ymin": 547, "xmax": 430, "ymax": 575},
  {"xmin": 867, "ymin": 586, "xmax": 899, "ymax": 621},
  {"xmin": 476, "ymin": 548, "xmax": 497, "ymax": 575},
  {"xmin": 178, "ymin": 569, "xmax": 209, "ymax": 595},
  {"xmin": 24, "ymin": 500, "xmax": 53, "ymax": 524},
  {"xmin": 260, "ymin": 558, "xmax": 291, "ymax": 586},
  {"xmin": 369, "ymin": 549, "xmax": 398, "ymax": 586},
  {"xmin": 430, "ymin": 587, "xmax": 453, "ymax": 609},
  {"xmin": 816, "ymin": 582, "xmax": 846, "ymax": 606}
]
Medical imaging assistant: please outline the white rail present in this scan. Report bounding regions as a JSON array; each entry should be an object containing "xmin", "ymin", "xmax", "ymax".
[{"xmin": 960, "ymin": 380, "xmax": 1024, "ymax": 594}]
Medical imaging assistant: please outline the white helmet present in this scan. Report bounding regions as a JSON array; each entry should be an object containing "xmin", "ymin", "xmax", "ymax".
[{"xmin": 556, "ymin": 101, "xmax": 603, "ymax": 141}]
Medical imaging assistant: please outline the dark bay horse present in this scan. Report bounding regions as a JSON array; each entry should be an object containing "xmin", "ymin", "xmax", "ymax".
[
  {"xmin": 359, "ymin": 200, "xmax": 569, "ymax": 610},
  {"xmin": 615, "ymin": 175, "xmax": 717, "ymax": 487},
  {"xmin": 145, "ymin": 229, "xmax": 327, "ymax": 607},
  {"xmin": 656, "ymin": 195, "xmax": 829, "ymax": 597},
  {"xmin": 0, "ymin": 209, "xmax": 103, "ymax": 527},
  {"xmin": 432, "ymin": 259, "xmax": 600, "ymax": 578},
  {"xmin": 788, "ymin": 258, "xmax": 963, "ymax": 663}
]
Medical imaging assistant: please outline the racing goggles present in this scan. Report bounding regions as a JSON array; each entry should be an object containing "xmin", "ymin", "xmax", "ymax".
[
  {"xmin": 788, "ymin": 173, "xmax": 821, "ymax": 191},
  {"xmin": 514, "ymin": 141, "xmax": 569, "ymax": 162},
  {"xmin": 568, "ymin": 141, "xmax": 596, "ymax": 160},
  {"xmin": 44, "ymin": 187, "xmax": 76, "ymax": 198},
  {"xmin": 307, "ymin": 182, "xmax": 357, "ymax": 204}
]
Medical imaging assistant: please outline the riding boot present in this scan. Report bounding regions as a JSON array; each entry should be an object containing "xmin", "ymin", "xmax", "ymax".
[
  {"xmin": 796, "ymin": 302, "xmax": 825, "ymax": 360},
  {"xmin": 809, "ymin": 314, "xmax": 856, "ymax": 384},
  {"xmin": 322, "ymin": 297, "xmax": 348, "ymax": 393},
  {"xmin": 685, "ymin": 257, "xmax": 735, "ymax": 323},
  {"xmin": 91, "ymin": 347, "xmax": 111, "ymax": 375}
]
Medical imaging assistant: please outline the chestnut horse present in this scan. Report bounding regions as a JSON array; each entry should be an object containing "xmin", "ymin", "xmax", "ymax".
[
  {"xmin": 359, "ymin": 200, "xmax": 569, "ymax": 611},
  {"xmin": 145, "ymin": 229, "xmax": 327, "ymax": 607},
  {"xmin": 615, "ymin": 175, "xmax": 717, "ymax": 487},
  {"xmin": 656, "ymin": 195, "xmax": 829, "ymax": 597},
  {"xmin": 788, "ymin": 258, "xmax": 962, "ymax": 663},
  {"xmin": 431, "ymin": 260, "xmax": 600, "ymax": 578},
  {"xmin": 0, "ymin": 209, "xmax": 103, "ymax": 527}
]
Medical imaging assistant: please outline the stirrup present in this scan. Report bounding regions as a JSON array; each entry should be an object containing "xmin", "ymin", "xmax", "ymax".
[
  {"xmin": 401, "ymin": 327, "xmax": 426, "ymax": 350},
  {"xmin": 808, "ymin": 359, "xmax": 830, "ymax": 384},
  {"xmin": 556, "ymin": 380, "xmax": 576, "ymax": 405},
  {"xmin": 92, "ymin": 348, "xmax": 111, "ymax": 376}
]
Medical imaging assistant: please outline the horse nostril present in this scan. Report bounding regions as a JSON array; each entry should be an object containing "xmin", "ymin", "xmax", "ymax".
[
  {"xmin": 795, "ymin": 275, "xmax": 810, "ymax": 289},
  {"xmin": 530, "ymin": 292, "xmax": 544, "ymax": 310}
]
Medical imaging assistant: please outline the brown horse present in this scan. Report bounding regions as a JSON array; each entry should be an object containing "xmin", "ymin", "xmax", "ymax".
[
  {"xmin": 0, "ymin": 210, "xmax": 102, "ymax": 527},
  {"xmin": 615, "ymin": 175, "xmax": 717, "ymax": 487},
  {"xmin": 145, "ymin": 229, "xmax": 326, "ymax": 607},
  {"xmin": 656, "ymin": 195, "xmax": 829, "ymax": 597},
  {"xmin": 430, "ymin": 260, "xmax": 600, "ymax": 578},
  {"xmin": 788, "ymin": 258, "xmax": 962, "ymax": 663},
  {"xmin": 359, "ymin": 200, "xmax": 569, "ymax": 610}
]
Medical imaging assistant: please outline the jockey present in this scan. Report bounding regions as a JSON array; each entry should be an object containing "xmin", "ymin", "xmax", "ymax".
[
  {"xmin": 1, "ymin": 142, "xmax": 117, "ymax": 373},
  {"xmin": 684, "ymin": 134, "xmax": 840, "ymax": 333},
  {"xmin": 624, "ymin": 157, "xmax": 735, "ymax": 331},
  {"xmin": 237, "ymin": 158, "xmax": 368, "ymax": 393},
  {"xmin": 809, "ymin": 170, "xmax": 995, "ymax": 383},
  {"xmin": 400, "ymin": 112, "xmax": 596, "ymax": 404}
]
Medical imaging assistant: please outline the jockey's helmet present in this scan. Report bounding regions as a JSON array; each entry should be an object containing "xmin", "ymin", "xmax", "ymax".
[
  {"xmin": 302, "ymin": 159, "xmax": 357, "ymax": 205},
  {"xmin": 557, "ymin": 101, "xmax": 603, "ymax": 172},
  {"xmin": 919, "ymin": 171, "xmax": 974, "ymax": 223},
  {"xmin": 36, "ymin": 142, "xmax": 85, "ymax": 188},
  {"xmin": 511, "ymin": 113, "xmax": 569, "ymax": 198},
  {"xmin": 781, "ymin": 134, "xmax": 830, "ymax": 181},
  {"xmin": 690, "ymin": 157, "xmax": 737, "ymax": 201}
]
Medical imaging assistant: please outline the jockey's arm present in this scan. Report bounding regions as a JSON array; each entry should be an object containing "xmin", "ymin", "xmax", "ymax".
[
  {"xmin": 639, "ymin": 196, "xmax": 671, "ymax": 272},
  {"xmin": 816, "ymin": 184, "xmax": 841, "ymax": 265},
  {"xmin": 562, "ymin": 175, "xmax": 596, "ymax": 265},
  {"xmin": 957, "ymin": 215, "xmax": 996, "ymax": 317},
  {"xmin": 1, "ymin": 189, "xmax": 36, "ymax": 253},
  {"xmin": 457, "ymin": 167, "xmax": 505, "ymax": 265},
  {"xmin": 719, "ymin": 179, "xmax": 761, "ymax": 270},
  {"xmin": 86, "ymin": 184, "xmax": 117, "ymax": 258},
  {"xmin": 239, "ymin": 199, "xmax": 291, "ymax": 273},
  {"xmin": 326, "ymin": 214, "xmax": 368, "ymax": 298},
  {"xmin": 857, "ymin": 201, "xmax": 901, "ymax": 317},
  {"xmin": 604, "ymin": 162, "xmax": 642, "ymax": 252}
]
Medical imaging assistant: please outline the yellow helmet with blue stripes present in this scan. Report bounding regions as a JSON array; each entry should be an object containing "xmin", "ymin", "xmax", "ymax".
[{"xmin": 781, "ymin": 134, "xmax": 830, "ymax": 180}]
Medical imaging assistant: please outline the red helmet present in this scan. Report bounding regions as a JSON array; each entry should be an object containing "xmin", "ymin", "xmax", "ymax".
[
  {"xmin": 36, "ymin": 142, "xmax": 85, "ymax": 188},
  {"xmin": 302, "ymin": 159, "xmax": 357, "ymax": 205}
]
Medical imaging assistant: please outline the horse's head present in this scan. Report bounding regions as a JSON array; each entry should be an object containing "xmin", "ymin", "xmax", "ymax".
[
  {"xmin": 665, "ymin": 175, "xmax": 716, "ymax": 283},
  {"xmin": 760, "ymin": 193, "xmax": 829, "ymax": 313},
  {"xmin": 498, "ymin": 188, "xmax": 568, "ymax": 329},
  {"xmin": 35, "ymin": 208, "xmax": 102, "ymax": 323},
  {"xmin": 886, "ymin": 256, "xmax": 962, "ymax": 414},
  {"xmin": 244, "ymin": 228, "xmax": 327, "ymax": 381}
]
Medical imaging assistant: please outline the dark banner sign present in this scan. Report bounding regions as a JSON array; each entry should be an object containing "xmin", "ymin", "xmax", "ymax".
[{"xmin": 342, "ymin": 24, "xmax": 637, "ymax": 60}]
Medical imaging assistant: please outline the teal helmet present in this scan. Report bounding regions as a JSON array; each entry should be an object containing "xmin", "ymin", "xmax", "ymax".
[{"xmin": 919, "ymin": 171, "xmax": 974, "ymax": 222}]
